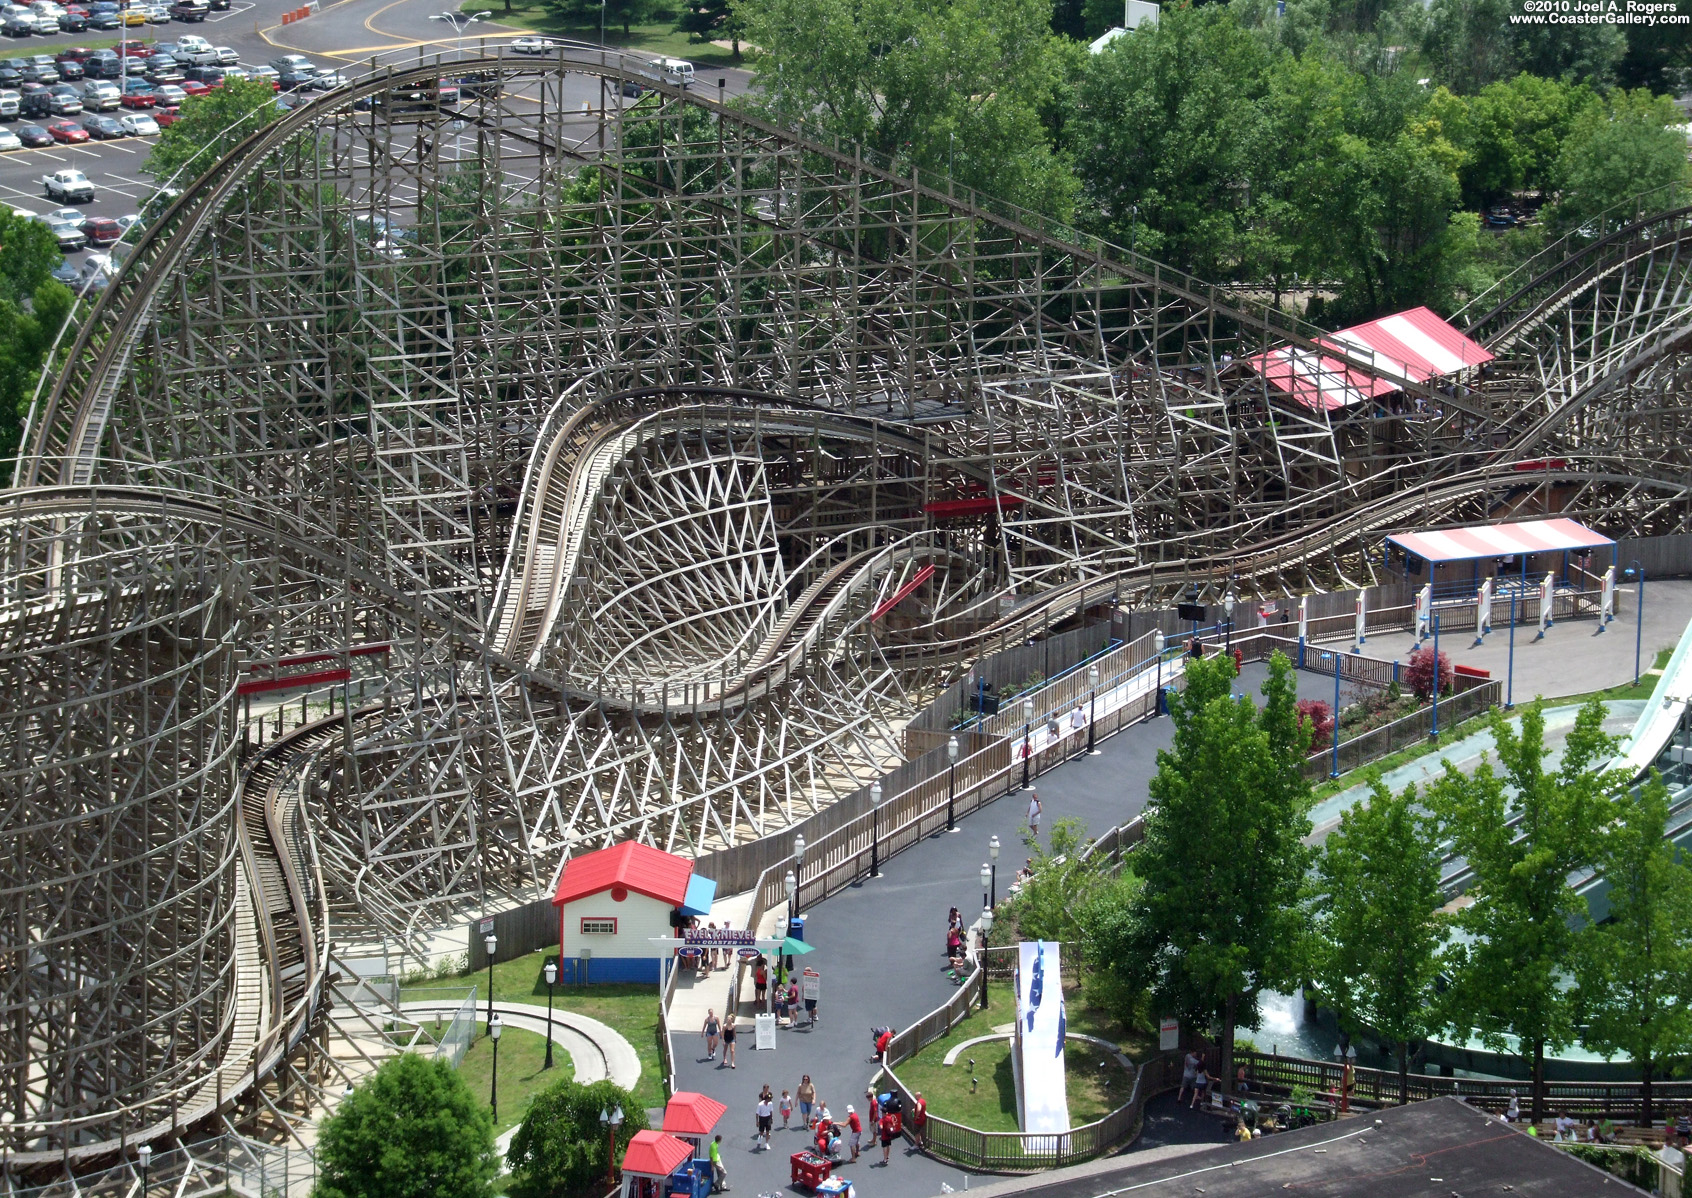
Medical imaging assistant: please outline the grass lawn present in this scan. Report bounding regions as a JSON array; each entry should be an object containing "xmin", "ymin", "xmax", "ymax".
[
  {"xmin": 893, "ymin": 986, "xmax": 1136, "ymax": 1134},
  {"xmin": 1308, "ymin": 646, "xmax": 1674, "ymax": 803},
  {"xmin": 459, "ymin": 1020, "xmax": 572, "ymax": 1137},
  {"xmin": 401, "ymin": 948, "xmax": 667, "ymax": 1116},
  {"xmin": 460, "ymin": 0, "xmax": 746, "ymax": 69}
]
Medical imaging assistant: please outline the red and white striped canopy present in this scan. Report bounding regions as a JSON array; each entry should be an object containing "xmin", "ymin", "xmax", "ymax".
[
  {"xmin": 1243, "ymin": 306, "xmax": 1494, "ymax": 412},
  {"xmin": 1387, "ymin": 518, "xmax": 1613, "ymax": 566}
]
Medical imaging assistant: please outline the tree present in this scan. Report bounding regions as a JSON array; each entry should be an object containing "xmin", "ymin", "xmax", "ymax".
[
  {"xmin": 1547, "ymin": 89, "xmax": 1690, "ymax": 235},
  {"xmin": 314, "ymin": 1053, "xmax": 497, "ymax": 1198},
  {"xmin": 1429, "ymin": 698, "xmax": 1615, "ymax": 1122},
  {"xmin": 1315, "ymin": 778, "xmax": 1446, "ymax": 1101},
  {"xmin": 551, "ymin": 0, "xmax": 656, "ymax": 36},
  {"xmin": 995, "ymin": 816, "xmax": 1116, "ymax": 945},
  {"xmin": 1421, "ymin": 0, "xmax": 1517, "ymax": 93},
  {"xmin": 1124, "ymin": 651, "xmax": 1315, "ymax": 1089},
  {"xmin": 1574, "ymin": 772, "xmax": 1692, "ymax": 1126},
  {"xmin": 1403, "ymin": 645, "xmax": 1452, "ymax": 701},
  {"xmin": 0, "ymin": 207, "xmax": 60, "ymax": 308},
  {"xmin": 738, "ymin": 0, "xmax": 1079, "ymax": 216},
  {"xmin": 506, "ymin": 1078, "xmax": 650, "ymax": 1198},
  {"xmin": 1295, "ymin": 699, "xmax": 1332, "ymax": 751},
  {"xmin": 676, "ymin": 0, "xmax": 741, "ymax": 56},
  {"xmin": 142, "ymin": 78, "xmax": 284, "ymax": 184}
]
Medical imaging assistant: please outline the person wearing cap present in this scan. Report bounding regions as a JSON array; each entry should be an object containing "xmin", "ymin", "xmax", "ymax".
[{"xmin": 846, "ymin": 1104, "xmax": 862, "ymax": 1160}]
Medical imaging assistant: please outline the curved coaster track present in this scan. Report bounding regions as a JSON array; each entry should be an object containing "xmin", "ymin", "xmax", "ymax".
[{"xmin": 2, "ymin": 46, "xmax": 1690, "ymax": 1171}]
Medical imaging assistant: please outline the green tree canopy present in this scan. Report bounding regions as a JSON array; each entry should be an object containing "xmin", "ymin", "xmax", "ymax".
[
  {"xmin": 1429, "ymin": 698, "xmax": 1616, "ymax": 1121},
  {"xmin": 550, "ymin": 0, "xmax": 657, "ymax": 36},
  {"xmin": 1547, "ymin": 88, "xmax": 1690, "ymax": 233},
  {"xmin": 313, "ymin": 1053, "xmax": 497, "ymax": 1198},
  {"xmin": 1574, "ymin": 772, "xmax": 1692, "ymax": 1126},
  {"xmin": 142, "ymin": 78, "xmax": 284, "ymax": 185},
  {"xmin": 0, "ymin": 279, "xmax": 74, "ymax": 479},
  {"xmin": 1315, "ymin": 777, "xmax": 1446, "ymax": 1101},
  {"xmin": 506, "ymin": 1078, "xmax": 650, "ymax": 1198},
  {"xmin": 0, "ymin": 208, "xmax": 61, "ymax": 308},
  {"xmin": 1124, "ymin": 651, "xmax": 1314, "ymax": 1086},
  {"xmin": 738, "ymin": 0, "xmax": 1078, "ymax": 216}
]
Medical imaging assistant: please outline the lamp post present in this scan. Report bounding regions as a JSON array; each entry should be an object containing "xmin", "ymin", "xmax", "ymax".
[
  {"xmin": 784, "ymin": 868, "xmax": 796, "ymax": 925},
  {"xmin": 483, "ymin": 931, "xmax": 497, "ymax": 1030},
  {"xmin": 598, "ymin": 0, "xmax": 606, "ymax": 46},
  {"xmin": 1153, "ymin": 630, "xmax": 1165, "ymax": 717},
  {"xmin": 792, "ymin": 833, "xmax": 806, "ymax": 916},
  {"xmin": 980, "ymin": 862, "xmax": 991, "ymax": 913},
  {"xmin": 1, "ymin": 1111, "xmax": 12, "ymax": 1191},
  {"xmin": 1333, "ymin": 1043, "xmax": 1356, "ymax": 1113},
  {"xmin": 1429, "ymin": 612, "xmax": 1442, "ymax": 742},
  {"xmin": 1224, "ymin": 592, "xmax": 1235, "ymax": 652},
  {"xmin": 600, "ymin": 1105, "xmax": 625, "ymax": 1186},
  {"xmin": 1506, "ymin": 589, "xmax": 1517, "ymax": 710},
  {"xmin": 542, "ymin": 959, "xmax": 558, "ymax": 1070},
  {"xmin": 428, "ymin": 9, "xmax": 491, "ymax": 59},
  {"xmin": 978, "ymin": 907, "xmax": 993, "ymax": 1010},
  {"xmin": 869, "ymin": 781, "xmax": 884, "ymax": 878},
  {"xmin": 1625, "ymin": 562, "xmax": 1645, "ymax": 687},
  {"xmin": 946, "ymin": 735, "xmax": 960, "ymax": 831},
  {"xmin": 137, "ymin": 1142, "xmax": 151, "ymax": 1197},
  {"xmin": 988, "ymin": 834, "xmax": 1000, "ymax": 907},
  {"xmin": 489, "ymin": 1013, "xmax": 503, "ymax": 1121},
  {"xmin": 1021, "ymin": 698, "xmax": 1034, "ymax": 788},
  {"xmin": 1320, "ymin": 650, "xmax": 1341, "ymax": 778},
  {"xmin": 1087, "ymin": 664, "xmax": 1099, "ymax": 753}
]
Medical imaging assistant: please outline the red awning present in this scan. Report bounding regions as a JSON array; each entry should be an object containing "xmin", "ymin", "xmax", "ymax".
[
  {"xmin": 1387, "ymin": 517, "xmax": 1613, "ymax": 566},
  {"xmin": 553, "ymin": 841, "xmax": 693, "ymax": 908},
  {"xmin": 621, "ymin": 1131, "xmax": 695, "ymax": 1179},
  {"xmin": 1244, "ymin": 306, "xmax": 1494, "ymax": 412},
  {"xmin": 663, "ymin": 1092, "xmax": 728, "ymax": 1137}
]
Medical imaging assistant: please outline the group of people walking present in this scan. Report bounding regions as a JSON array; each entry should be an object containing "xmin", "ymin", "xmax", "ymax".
[{"xmin": 738, "ymin": 1076, "xmax": 922, "ymax": 1168}]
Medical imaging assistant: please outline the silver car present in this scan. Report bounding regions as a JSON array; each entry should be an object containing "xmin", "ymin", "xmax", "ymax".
[
  {"xmin": 0, "ymin": 87, "xmax": 17, "ymax": 117},
  {"xmin": 80, "ymin": 79, "xmax": 119, "ymax": 110}
]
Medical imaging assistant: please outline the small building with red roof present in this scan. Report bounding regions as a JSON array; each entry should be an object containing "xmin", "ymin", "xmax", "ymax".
[
  {"xmin": 553, "ymin": 841, "xmax": 716, "ymax": 983},
  {"xmin": 662, "ymin": 1091, "xmax": 728, "ymax": 1159},
  {"xmin": 619, "ymin": 1129, "xmax": 696, "ymax": 1181}
]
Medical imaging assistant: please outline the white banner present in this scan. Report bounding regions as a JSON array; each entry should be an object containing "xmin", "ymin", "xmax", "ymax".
[{"xmin": 754, "ymin": 1013, "xmax": 776, "ymax": 1050}]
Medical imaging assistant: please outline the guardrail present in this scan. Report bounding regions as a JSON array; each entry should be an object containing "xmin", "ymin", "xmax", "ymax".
[{"xmin": 1302, "ymin": 680, "xmax": 1503, "ymax": 780}]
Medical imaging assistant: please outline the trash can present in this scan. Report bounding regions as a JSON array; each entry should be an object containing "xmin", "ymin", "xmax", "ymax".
[{"xmin": 789, "ymin": 914, "xmax": 806, "ymax": 942}]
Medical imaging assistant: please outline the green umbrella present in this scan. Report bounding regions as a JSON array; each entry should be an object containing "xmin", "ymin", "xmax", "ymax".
[{"xmin": 781, "ymin": 937, "xmax": 815, "ymax": 955}]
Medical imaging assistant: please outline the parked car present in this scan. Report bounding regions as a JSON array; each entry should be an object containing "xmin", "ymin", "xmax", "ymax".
[
  {"xmin": 171, "ymin": 33, "xmax": 212, "ymax": 62},
  {"xmin": 86, "ymin": 4, "xmax": 120, "ymax": 25},
  {"xmin": 52, "ymin": 56, "xmax": 82, "ymax": 79},
  {"xmin": 275, "ymin": 65, "xmax": 314, "ymax": 90},
  {"xmin": 17, "ymin": 80, "xmax": 49, "ymax": 115},
  {"xmin": 27, "ymin": 7, "xmax": 55, "ymax": 31},
  {"xmin": 119, "ymin": 77, "xmax": 154, "ymax": 104},
  {"xmin": 508, "ymin": 35, "xmax": 559, "ymax": 54},
  {"xmin": 149, "ymin": 101, "xmax": 176, "ymax": 124},
  {"xmin": 34, "ymin": 211, "xmax": 84, "ymax": 250},
  {"xmin": 167, "ymin": 0, "xmax": 205, "ymax": 19},
  {"xmin": 120, "ymin": 4, "xmax": 146, "ymax": 22},
  {"xmin": 182, "ymin": 63, "xmax": 222, "ymax": 82},
  {"xmin": 144, "ymin": 54, "xmax": 182, "ymax": 82},
  {"xmin": 41, "ymin": 166, "xmax": 94, "ymax": 200},
  {"xmin": 80, "ymin": 213, "xmax": 120, "ymax": 243},
  {"xmin": 14, "ymin": 120, "xmax": 47, "ymax": 143},
  {"xmin": 212, "ymin": 44, "xmax": 235, "ymax": 64},
  {"xmin": 0, "ymin": 59, "xmax": 21, "ymax": 85},
  {"xmin": 20, "ymin": 57, "xmax": 55, "ymax": 82},
  {"xmin": 45, "ymin": 83, "xmax": 81, "ymax": 113},
  {"xmin": 143, "ymin": 3, "xmax": 171, "ymax": 22},
  {"xmin": 266, "ymin": 53, "xmax": 314, "ymax": 74},
  {"xmin": 115, "ymin": 38, "xmax": 152, "ymax": 56},
  {"xmin": 244, "ymin": 64, "xmax": 277, "ymax": 87},
  {"xmin": 45, "ymin": 119, "xmax": 91, "ymax": 144},
  {"xmin": 305, "ymin": 69, "xmax": 346, "ymax": 90},
  {"xmin": 79, "ymin": 78, "xmax": 118, "ymax": 107},
  {"xmin": 0, "ymin": 126, "xmax": 20, "ymax": 149},
  {"xmin": 80, "ymin": 111, "xmax": 120, "ymax": 136},
  {"xmin": 56, "ymin": 7, "xmax": 84, "ymax": 28},
  {"xmin": 151, "ymin": 80, "xmax": 182, "ymax": 104},
  {"xmin": 0, "ymin": 86, "xmax": 17, "ymax": 115},
  {"xmin": 82, "ymin": 48, "xmax": 118, "ymax": 77},
  {"xmin": 1, "ymin": 8, "xmax": 37, "ymax": 35},
  {"xmin": 56, "ymin": 44, "xmax": 96, "ymax": 63},
  {"xmin": 177, "ymin": 76, "xmax": 207, "ymax": 94},
  {"xmin": 115, "ymin": 108, "xmax": 153, "ymax": 133}
]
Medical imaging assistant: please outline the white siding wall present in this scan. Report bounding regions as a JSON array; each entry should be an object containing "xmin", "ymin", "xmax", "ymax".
[{"xmin": 560, "ymin": 892, "xmax": 675, "ymax": 962}]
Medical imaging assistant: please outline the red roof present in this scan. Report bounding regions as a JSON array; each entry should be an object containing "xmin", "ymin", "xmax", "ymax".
[
  {"xmin": 1244, "ymin": 306, "xmax": 1494, "ymax": 412},
  {"xmin": 621, "ymin": 1130, "xmax": 695, "ymax": 1179},
  {"xmin": 1387, "ymin": 517, "xmax": 1613, "ymax": 565},
  {"xmin": 663, "ymin": 1092, "xmax": 728, "ymax": 1136},
  {"xmin": 553, "ymin": 841, "xmax": 693, "ymax": 908}
]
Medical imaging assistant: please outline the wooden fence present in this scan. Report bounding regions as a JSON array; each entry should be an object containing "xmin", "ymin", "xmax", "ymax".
[{"xmin": 1301, "ymin": 679, "xmax": 1503, "ymax": 779}]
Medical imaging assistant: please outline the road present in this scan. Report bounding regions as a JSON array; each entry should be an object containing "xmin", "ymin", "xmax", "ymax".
[{"xmin": 0, "ymin": 0, "xmax": 752, "ymax": 288}]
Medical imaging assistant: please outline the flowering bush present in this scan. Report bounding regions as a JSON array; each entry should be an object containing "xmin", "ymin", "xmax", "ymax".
[
  {"xmin": 1296, "ymin": 698, "xmax": 1333, "ymax": 751},
  {"xmin": 1404, "ymin": 646, "xmax": 1453, "ymax": 700}
]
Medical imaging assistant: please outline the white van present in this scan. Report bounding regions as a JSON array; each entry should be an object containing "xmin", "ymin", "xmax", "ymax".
[{"xmin": 647, "ymin": 57, "xmax": 693, "ymax": 88}]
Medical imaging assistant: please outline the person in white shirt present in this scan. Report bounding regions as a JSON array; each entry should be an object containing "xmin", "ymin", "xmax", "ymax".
[
  {"xmin": 1071, "ymin": 704, "xmax": 1086, "ymax": 734},
  {"xmin": 1505, "ymin": 1091, "xmax": 1519, "ymax": 1122},
  {"xmin": 1027, "ymin": 791, "xmax": 1042, "ymax": 836}
]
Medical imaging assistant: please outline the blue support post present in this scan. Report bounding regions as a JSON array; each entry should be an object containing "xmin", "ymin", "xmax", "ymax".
[
  {"xmin": 1506, "ymin": 591, "xmax": 1516, "ymax": 710},
  {"xmin": 1325, "ymin": 651, "xmax": 1342, "ymax": 779},
  {"xmin": 1429, "ymin": 613, "xmax": 1441, "ymax": 742},
  {"xmin": 1626, "ymin": 561, "xmax": 1645, "ymax": 687}
]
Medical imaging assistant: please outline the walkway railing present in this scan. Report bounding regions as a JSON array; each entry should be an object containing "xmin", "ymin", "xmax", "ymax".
[{"xmin": 1303, "ymin": 680, "xmax": 1504, "ymax": 780}]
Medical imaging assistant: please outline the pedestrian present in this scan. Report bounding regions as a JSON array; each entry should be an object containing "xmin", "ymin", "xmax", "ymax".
[
  {"xmin": 1190, "ymin": 1062, "xmax": 1210, "ymax": 1109},
  {"xmin": 1189, "ymin": 637, "xmax": 1202, "ymax": 661},
  {"xmin": 1026, "ymin": 790, "xmax": 1041, "ymax": 837},
  {"xmin": 878, "ymin": 1103, "xmax": 901, "ymax": 1164},
  {"xmin": 1177, "ymin": 1048, "xmax": 1201, "ymax": 1104},
  {"xmin": 722, "ymin": 1013, "xmax": 738, "ymax": 1068},
  {"xmin": 865, "ymin": 1088, "xmax": 879, "ymax": 1127},
  {"xmin": 754, "ymin": 956, "xmax": 768, "ymax": 1005},
  {"xmin": 774, "ymin": 981, "xmax": 791, "ymax": 1025},
  {"xmin": 1071, "ymin": 703, "xmax": 1085, "ymax": 735},
  {"xmin": 704, "ymin": 922, "xmax": 718, "ymax": 973},
  {"xmin": 1505, "ymin": 1091, "xmax": 1519, "ymax": 1122},
  {"xmin": 912, "ymin": 1092, "xmax": 927, "ymax": 1148},
  {"xmin": 709, "ymin": 1134, "xmax": 728, "ymax": 1192},
  {"xmin": 1045, "ymin": 713, "xmax": 1059, "ymax": 743},
  {"xmin": 786, "ymin": 979, "xmax": 801, "ymax": 1025},
  {"xmin": 702, "ymin": 1009, "xmax": 720, "ymax": 1060},
  {"xmin": 755, "ymin": 1092, "xmax": 774, "ymax": 1150},
  {"xmin": 780, "ymin": 1088, "xmax": 793, "ymax": 1129},
  {"xmin": 847, "ymin": 1104, "xmax": 862, "ymax": 1160},
  {"xmin": 816, "ymin": 1099, "xmax": 832, "ymax": 1130},
  {"xmin": 797, "ymin": 1074, "xmax": 816, "ymax": 1127}
]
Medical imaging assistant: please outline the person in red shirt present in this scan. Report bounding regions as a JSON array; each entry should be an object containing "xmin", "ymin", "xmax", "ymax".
[
  {"xmin": 912, "ymin": 1093, "xmax": 928, "ymax": 1148},
  {"xmin": 878, "ymin": 1107, "xmax": 901, "ymax": 1164},
  {"xmin": 874, "ymin": 1028, "xmax": 894, "ymax": 1058},
  {"xmin": 846, "ymin": 1105, "xmax": 862, "ymax": 1161}
]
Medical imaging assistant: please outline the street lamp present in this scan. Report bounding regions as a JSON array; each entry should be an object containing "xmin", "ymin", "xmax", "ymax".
[
  {"xmin": 542, "ymin": 958, "xmax": 558, "ymax": 1070},
  {"xmin": 1087, "ymin": 664, "xmax": 1099, "ymax": 753},
  {"xmin": 1320, "ymin": 651, "xmax": 1341, "ymax": 778},
  {"xmin": 980, "ymin": 862, "xmax": 991, "ymax": 912},
  {"xmin": 1224, "ymin": 592, "xmax": 1235, "ymax": 652},
  {"xmin": 483, "ymin": 931, "xmax": 497, "ymax": 1029},
  {"xmin": 1021, "ymin": 698, "xmax": 1034, "ymax": 788},
  {"xmin": 978, "ymin": 907, "xmax": 993, "ymax": 1010},
  {"xmin": 988, "ymin": 834, "xmax": 1000, "ymax": 907},
  {"xmin": 1153, "ymin": 630, "xmax": 1165, "ymax": 717},
  {"xmin": 1625, "ymin": 562, "xmax": 1645, "ymax": 687},
  {"xmin": 489, "ymin": 1014, "xmax": 503, "ymax": 1122},
  {"xmin": 784, "ymin": 868, "xmax": 797, "ymax": 924},
  {"xmin": 1, "ymin": 1111, "xmax": 12, "ymax": 1190},
  {"xmin": 868, "ymin": 781, "xmax": 884, "ymax": 878},
  {"xmin": 137, "ymin": 1142, "xmax": 151, "ymax": 1196},
  {"xmin": 946, "ymin": 735, "xmax": 960, "ymax": 831},
  {"xmin": 599, "ymin": 1104, "xmax": 625, "ymax": 1185},
  {"xmin": 429, "ymin": 9, "xmax": 491, "ymax": 58}
]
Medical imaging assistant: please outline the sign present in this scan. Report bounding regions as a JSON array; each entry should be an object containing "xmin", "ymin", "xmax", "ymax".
[
  {"xmin": 684, "ymin": 928, "xmax": 755, "ymax": 947},
  {"xmin": 478, "ymin": 917, "xmax": 495, "ymax": 935},
  {"xmin": 1176, "ymin": 602, "xmax": 1205, "ymax": 622},
  {"xmin": 755, "ymin": 1013, "xmax": 777, "ymax": 1050},
  {"xmin": 1159, "ymin": 1018, "xmax": 1179, "ymax": 1051},
  {"xmin": 801, "ymin": 968, "xmax": 820, "ymax": 1001}
]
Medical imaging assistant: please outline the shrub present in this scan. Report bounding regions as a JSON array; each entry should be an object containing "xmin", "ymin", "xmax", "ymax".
[
  {"xmin": 1296, "ymin": 699, "xmax": 1333, "ymax": 751},
  {"xmin": 1404, "ymin": 647, "xmax": 1453, "ymax": 701},
  {"xmin": 506, "ymin": 1078, "xmax": 649, "ymax": 1198}
]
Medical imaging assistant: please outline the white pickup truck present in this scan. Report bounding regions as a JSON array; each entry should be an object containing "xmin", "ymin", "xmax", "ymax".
[{"xmin": 42, "ymin": 168, "xmax": 95, "ymax": 203}]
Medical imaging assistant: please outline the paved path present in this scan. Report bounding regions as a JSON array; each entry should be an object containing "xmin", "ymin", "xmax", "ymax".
[{"xmin": 669, "ymin": 663, "xmax": 1337, "ymax": 1198}]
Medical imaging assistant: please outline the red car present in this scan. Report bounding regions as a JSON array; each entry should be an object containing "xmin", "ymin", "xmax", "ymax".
[
  {"xmin": 81, "ymin": 215, "xmax": 121, "ymax": 244},
  {"xmin": 152, "ymin": 104, "xmax": 180, "ymax": 126},
  {"xmin": 56, "ymin": 46, "xmax": 96, "ymax": 63},
  {"xmin": 117, "ymin": 40, "xmax": 153, "ymax": 58},
  {"xmin": 47, "ymin": 118, "xmax": 91, "ymax": 143},
  {"xmin": 178, "ymin": 79, "xmax": 209, "ymax": 96},
  {"xmin": 120, "ymin": 80, "xmax": 155, "ymax": 107}
]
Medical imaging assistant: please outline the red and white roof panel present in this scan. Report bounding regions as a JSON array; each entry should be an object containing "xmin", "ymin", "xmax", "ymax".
[
  {"xmin": 1244, "ymin": 306, "xmax": 1495, "ymax": 412},
  {"xmin": 1387, "ymin": 518, "xmax": 1613, "ymax": 566}
]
